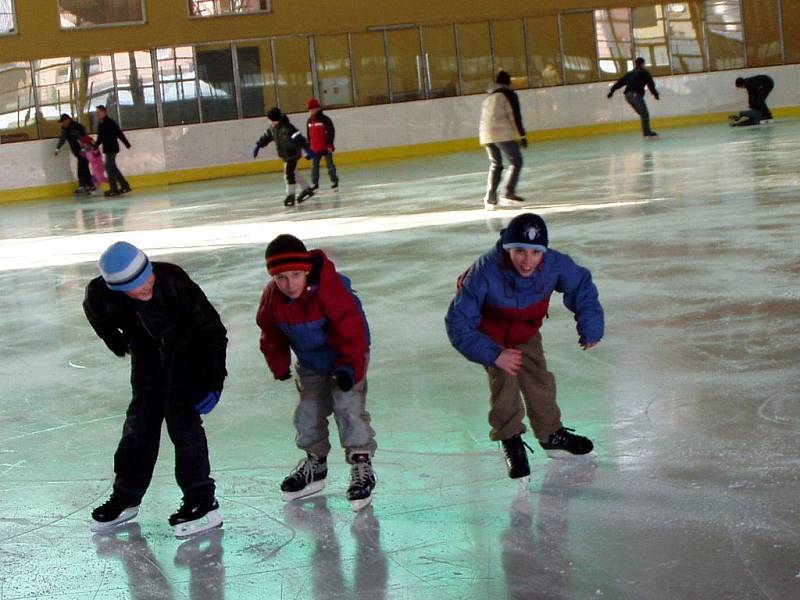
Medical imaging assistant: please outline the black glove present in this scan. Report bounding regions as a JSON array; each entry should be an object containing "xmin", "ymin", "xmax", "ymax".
[
  {"xmin": 607, "ymin": 91, "xmax": 613, "ymax": 99},
  {"xmin": 519, "ymin": 137, "xmax": 528, "ymax": 149},
  {"xmin": 332, "ymin": 368, "xmax": 353, "ymax": 392},
  {"xmin": 277, "ymin": 372, "xmax": 292, "ymax": 381},
  {"xmin": 654, "ymin": 92, "xmax": 660, "ymax": 101},
  {"xmin": 106, "ymin": 337, "xmax": 129, "ymax": 357}
]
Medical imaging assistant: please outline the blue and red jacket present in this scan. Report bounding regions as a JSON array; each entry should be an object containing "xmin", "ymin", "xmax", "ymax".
[
  {"xmin": 445, "ymin": 241, "xmax": 604, "ymax": 366},
  {"xmin": 257, "ymin": 250, "xmax": 370, "ymax": 382}
]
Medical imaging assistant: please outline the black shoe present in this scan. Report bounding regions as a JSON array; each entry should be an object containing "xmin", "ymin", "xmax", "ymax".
[
  {"xmin": 169, "ymin": 498, "xmax": 222, "ymax": 538},
  {"xmin": 347, "ymin": 454, "xmax": 376, "ymax": 512},
  {"xmin": 74, "ymin": 186, "xmax": 87, "ymax": 195},
  {"xmin": 91, "ymin": 493, "xmax": 140, "ymax": 532},
  {"xmin": 296, "ymin": 187, "xmax": 314, "ymax": 203},
  {"xmin": 331, "ymin": 181, "xmax": 339, "ymax": 190},
  {"xmin": 281, "ymin": 454, "xmax": 328, "ymax": 501},
  {"xmin": 310, "ymin": 183, "xmax": 319, "ymax": 191},
  {"xmin": 484, "ymin": 195, "xmax": 498, "ymax": 211},
  {"xmin": 645, "ymin": 132, "xmax": 658, "ymax": 138},
  {"xmin": 120, "ymin": 185, "xmax": 132, "ymax": 194},
  {"xmin": 539, "ymin": 427, "xmax": 594, "ymax": 457},
  {"xmin": 283, "ymin": 194, "xmax": 296, "ymax": 207},
  {"xmin": 104, "ymin": 189, "xmax": 120, "ymax": 197},
  {"xmin": 501, "ymin": 435, "xmax": 532, "ymax": 480}
]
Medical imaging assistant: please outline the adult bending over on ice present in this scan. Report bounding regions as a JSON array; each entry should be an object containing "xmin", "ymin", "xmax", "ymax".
[{"xmin": 735, "ymin": 75, "xmax": 774, "ymax": 121}]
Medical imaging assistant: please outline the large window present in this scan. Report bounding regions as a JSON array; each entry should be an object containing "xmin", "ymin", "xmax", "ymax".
[
  {"xmin": 189, "ymin": 0, "xmax": 269, "ymax": 17},
  {"xmin": 596, "ymin": 8, "xmax": 633, "ymax": 80},
  {"xmin": 387, "ymin": 28, "xmax": 424, "ymax": 102},
  {"xmin": 421, "ymin": 25, "xmax": 458, "ymax": 98},
  {"xmin": 668, "ymin": 2, "xmax": 707, "ymax": 73},
  {"xmin": 1, "ymin": 0, "xmax": 15, "ymax": 34},
  {"xmin": 73, "ymin": 55, "xmax": 116, "ymax": 128},
  {"xmin": 34, "ymin": 57, "xmax": 76, "ymax": 138},
  {"xmin": 58, "ymin": 0, "xmax": 145, "ymax": 29},
  {"xmin": 350, "ymin": 32, "xmax": 388, "ymax": 106},
  {"xmin": 492, "ymin": 19, "xmax": 528, "ymax": 89},
  {"xmin": 705, "ymin": 0, "xmax": 745, "ymax": 70},
  {"xmin": 0, "ymin": 62, "xmax": 36, "ymax": 143},
  {"xmin": 314, "ymin": 34, "xmax": 352, "ymax": 108},
  {"xmin": 526, "ymin": 15, "xmax": 562, "ymax": 87},
  {"xmin": 561, "ymin": 12, "xmax": 599, "ymax": 84},
  {"xmin": 235, "ymin": 40, "xmax": 276, "ymax": 117},
  {"xmin": 741, "ymin": 0, "xmax": 781, "ymax": 67},
  {"xmin": 456, "ymin": 22, "xmax": 493, "ymax": 95},
  {"xmin": 633, "ymin": 5, "xmax": 671, "ymax": 76},
  {"xmin": 272, "ymin": 36, "xmax": 312, "ymax": 113},
  {"xmin": 156, "ymin": 47, "xmax": 200, "ymax": 126},
  {"xmin": 196, "ymin": 43, "xmax": 237, "ymax": 122},
  {"xmin": 113, "ymin": 51, "xmax": 157, "ymax": 129}
]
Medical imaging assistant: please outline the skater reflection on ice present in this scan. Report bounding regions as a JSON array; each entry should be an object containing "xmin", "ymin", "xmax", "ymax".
[
  {"xmin": 174, "ymin": 528, "xmax": 226, "ymax": 600},
  {"xmin": 282, "ymin": 496, "xmax": 388, "ymax": 599},
  {"xmin": 92, "ymin": 522, "xmax": 174, "ymax": 599},
  {"xmin": 502, "ymin": 460, "xmax": 597, "ymax": 599}
]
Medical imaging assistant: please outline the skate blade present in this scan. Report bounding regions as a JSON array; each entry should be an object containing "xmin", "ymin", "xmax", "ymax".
[
  {"xmin": 90, "ymin": 507, "xmax": 139, "ymax": 533},
  {"xmin": 281, "ymin": 480, "xmax": 326, "ymax": 502},
  {"xmin": 349, "ymin": 494, "xmax": 373, "ymax": 512},
  {"xmin": 173, "ymin": 509, "xmax": 223, "ymax": 539},
  {"xmin": 514, "ymin": 476, "xmax": 531, "ymax": 489},
  {"xmin": 545, "ymin": 449, "xmax": 597, "ymax": 460},
  {"xmin": 484, "ymin": 202, "xmax": 497, "ymax": 211},
  {"xmin": 497, "ymin": 199, "xmax": 526, "ymax": 208}
]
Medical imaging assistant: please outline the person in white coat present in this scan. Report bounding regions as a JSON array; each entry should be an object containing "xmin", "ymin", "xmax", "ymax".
[{"xmin": 479, "ymin": 70, "xmax": 528, "ymax": 210}]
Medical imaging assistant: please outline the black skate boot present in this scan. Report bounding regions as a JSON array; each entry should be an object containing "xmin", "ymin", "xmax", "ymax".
[
  {"xmin": 501, "ymin": 434, "xmax": 532, "ymax": 482},
  {"xmin": 281, "ymin": 454, "xmax": 327, "ymax": 501},
  {"xmin": 331, "ymin": 180, "xmax": 339, "ymax": 190},
  {"xmin": 347, "ymin": 454, "xmax": 376, "ymax": 512},
  {"xmin": 296, "ymin": 187, "xmax": 315, "ymax": 203},
  {"xmin": 169, "ymin": 497, "xmax": 222, "ymax": 539},
  {"xmin": 539, "ymin": 426, "xmax": 594, "ymax": 458},
  {"xmin": 283, "ymin": 194, "xmax": 296, "ymax": 207},
  {"xmin": 90, "ymin": 493, "xmax": 140, "ymax": 533}
]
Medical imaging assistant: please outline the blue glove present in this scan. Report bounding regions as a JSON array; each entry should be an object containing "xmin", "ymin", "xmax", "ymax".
[
  {"xmin": 332, "ymin": 368, "xmax": 354, "ymax": 392},
  {"xmin": 252, "ymin": 145, "xmax": 260, "ymax": 158},
  {"xmin": 195, "ymin": 391, "xmax": 221, "ymax": 415},
  {"xmin": 304, "ymin": 150, "xmax": 315, "ymax": 160}
]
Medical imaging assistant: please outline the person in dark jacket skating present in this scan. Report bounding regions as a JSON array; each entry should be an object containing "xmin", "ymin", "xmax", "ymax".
[
  {"xmin": 84, "ymin": 241, "xmax": 227, "ymax": 538},
  {"xmin": 253, "ymin": 107, "xmax": 315, "ymax": 207},
  {"xmin": 607, "ymin": 57, "xmax": 660, "ymax": 138},
  {"xmin": 305, "ymin": 98, "xmax": 339, "ymax": 190},
  {"xmin": 445, "ymin": 213, "xmax": 603, "ymax": 483},
  {"xmin": 94, "ymin": 105, "xmax": 132, "ymax": 197},
  {"xmin": 54, "ymin": 113, "xmax": 95, "ymax": 194},
  {"xmin": 735, "ymin": 75, "xmax": 774, "ymax": 121}
]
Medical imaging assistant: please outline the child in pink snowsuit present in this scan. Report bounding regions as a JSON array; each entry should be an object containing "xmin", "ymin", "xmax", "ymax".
[{"xmin": 80, "ymin": 135, "xmax": 107, "ymax": 189}]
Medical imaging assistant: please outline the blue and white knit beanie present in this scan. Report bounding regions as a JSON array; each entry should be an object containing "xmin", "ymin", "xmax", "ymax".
[
  {"xmin": 98, "ymin": 241, "xmax": 153, "ymax": 291},
  {"xmin": 501, "ymin": 213, "xmax": 548, "ymax": 253}
]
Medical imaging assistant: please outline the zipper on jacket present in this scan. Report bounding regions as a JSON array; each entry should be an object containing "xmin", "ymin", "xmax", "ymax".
[{"xmin": 136, "ymin": 311, "xmax": 166, "ymax": 363}]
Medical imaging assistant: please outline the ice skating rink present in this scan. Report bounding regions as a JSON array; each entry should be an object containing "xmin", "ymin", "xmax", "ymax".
[{"xmin": 1, "ymin": 121, "xmax": 799, "ymax": 600}]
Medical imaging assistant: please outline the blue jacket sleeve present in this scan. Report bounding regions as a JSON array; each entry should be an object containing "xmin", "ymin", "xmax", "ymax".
[
  {"xmin": 554, "ymin": 253, "xmax": 604, "ymax": 345},
  {"xmin": 445, "ymin": 267, "xmax": 503, "ymax": 367}
]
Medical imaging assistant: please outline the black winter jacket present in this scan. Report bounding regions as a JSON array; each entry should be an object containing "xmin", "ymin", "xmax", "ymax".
[
  {"xmin": 56, "ymin": 121, "xmax": 88, "ymax": 157},
  {"xmin": 83, "ymin": 262, "xmax": 228, "ymax": 392},
  {"xmin": 256, "ymin": 117, "xmax": 306, "ymax": 161},
  {"xmin": 610, "ymin": 67, "xmax": 658, "ymax": 97},
  {"xmin": 94, "ymin": 116, "xmax": 131, "ymax": 154}
]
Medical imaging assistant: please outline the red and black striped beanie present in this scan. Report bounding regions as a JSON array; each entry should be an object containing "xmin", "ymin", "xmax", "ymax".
[{"xmin": 265, "ymin": 234, "xmax": 312, "ymax": 275}]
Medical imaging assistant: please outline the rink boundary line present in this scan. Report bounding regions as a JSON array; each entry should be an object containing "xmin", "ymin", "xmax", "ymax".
[
  {"xmin": 0, "ymin": 198, "xmax": 668, "ymax": 271},
  {"xmin": 1, "ymin": 106, "xmax": 798, "ymax": 205}
]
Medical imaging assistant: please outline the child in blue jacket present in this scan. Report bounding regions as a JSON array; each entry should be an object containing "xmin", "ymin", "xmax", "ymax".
[{"xmin": 445, "ymin": 213, "xmax": 603, "ymax": 481}]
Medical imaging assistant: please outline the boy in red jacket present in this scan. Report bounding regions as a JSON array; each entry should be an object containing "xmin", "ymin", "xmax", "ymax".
[
  {"xmin": 305, "ymin": 98, "xmax": 339, "ymax": 190},
  {"xmin": 256, "ymin": 234, "xmax": 376, "ymax": 511}
]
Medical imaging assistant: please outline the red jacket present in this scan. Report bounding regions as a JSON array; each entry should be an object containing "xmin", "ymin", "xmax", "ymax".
[{"xmin": 306, "ymin": 111, "xmax": 336, "ymax": 154}]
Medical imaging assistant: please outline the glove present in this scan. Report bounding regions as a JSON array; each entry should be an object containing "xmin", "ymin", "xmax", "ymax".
[
  {"xmin": 54, "ymin": 149, "xmax": 60, "ymax": 156},
  {"xmin": 327, "ymin": 144, "xmax": 335, "ymax": 153},
  {"xmin": 252, "ymin": 145, "xmax": 260, "ymax": 158},
  {"xmin": 195, "ymin": 391, "xmax": 221, "ymax": 415},
  {"xmin": 304, "ymin": 148, "xmax": 315, "ymax": 160},
  {"xmin": 277, "ymin": 372, "xmax": 292, "ymax": 381},
  {"xmin": 607, "ymin": 91, "xmax": 613, "ymax": 99},
  {"xmin": 332, "ymin": 368, "xmax": 354, "ymax": 392},
  {"xmin": 654, "ymin": 92, "xmax": 660, "ymax": 101},
  {"xmin": 519, "ymin": 137, "xmax": 528, "ymax": 149}
]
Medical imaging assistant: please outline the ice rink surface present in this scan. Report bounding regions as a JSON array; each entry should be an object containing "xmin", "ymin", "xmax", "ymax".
[{"xmin": 1, "ymin": 121, "xmax": 799, "ymax": 599}]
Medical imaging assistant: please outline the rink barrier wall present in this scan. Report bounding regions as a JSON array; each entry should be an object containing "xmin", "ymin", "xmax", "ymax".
[{"xmin": 1, "ymin": 65, "xmax": 798, "ymax": 204}]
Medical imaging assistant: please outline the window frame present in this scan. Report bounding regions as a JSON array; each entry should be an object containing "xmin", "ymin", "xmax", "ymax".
[
  {"xmin": 187, "ymin": 0, "xmax": 271, "ymax": 20},
  {"xmin": 0, "ymin": 0, "xmax": 17, "ymax": 36},
  {"xmin": 58, "ymin": 0, "xmax": 147, "ymax": 31}
]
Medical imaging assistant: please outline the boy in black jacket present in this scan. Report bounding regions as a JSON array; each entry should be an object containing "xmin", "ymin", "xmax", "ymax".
[
  {"xmin": 84, "ymin": 241, "xmax": 227, "ymax": 538},
  {"xmin": 253, "ymin": 107, "xmax": 315, "ymax": 207},
  {"xmin": 94, "ymin": 105, "xmax": 132, "ymax": 197},
  {"xmin": 607, "ymin": 57, "xmax": 660, "ymax": 138}
]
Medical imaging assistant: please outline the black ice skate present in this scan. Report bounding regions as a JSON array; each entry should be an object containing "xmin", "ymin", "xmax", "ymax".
[
  {"xmin": 90, "ymin": 493, "xmax": 140, "ymax": 533},
  {"xmin": 283, "ymin": 194, "xmax": 296, "ymax": 207},
  {"xmin": 168, "ymin": 498, "xmax": 222, "ymax": 539},
  {"xmin": 331, "ymin": 180, "xmax": 339, "ymax": 190},
  {"xmin": 501, "ymin": 434, "xmax": 532, "ymax": 484},
  {"xmin": 539, "ymin": 426, "xmax": 594, "ymax": 458},
  {"xmin": 281, "ymin": 454, "xmax": 327, "ymax": 502},
  {"xmin": 296, "ymin": 187, "xmax": 315, "ymax": 203},
  {"xmin": 347, "ymin": 454, "xmax": 376, "ymax": 512},
  {"xmin": 484, "ymin": 194, "xmax": 498, "ymax": 211}
]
